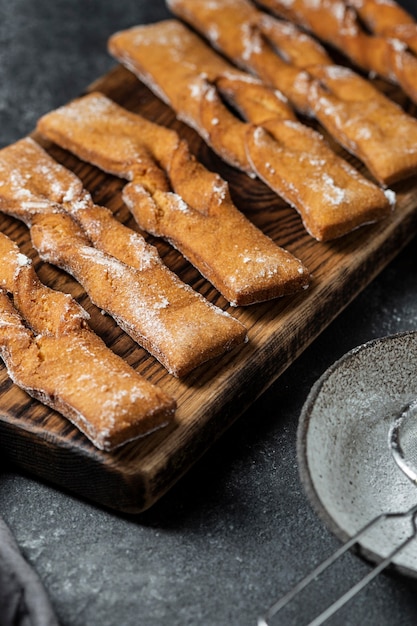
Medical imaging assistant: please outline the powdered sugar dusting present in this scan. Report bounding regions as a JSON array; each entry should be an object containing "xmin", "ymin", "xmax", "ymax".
[
  {"xmin": 0, "ymin": 138, "xmax": 85, "ymax": 222},
  {"xmin": 164, "ymin": 192, "xmax": 191, "ymax": 214},
  {"xmin": 234, "ymin": 249, "xmax": 281, "ymax": 279},
  {"xmin": 212, "ymin": 177, "xmax": 228, "ymax": 204},
  {"xmin": 128, "ymin": 232, "xmax": 159, "ymax": 270},
  {"xmin": 35, "ymin": 225, "xmax": 243, "ymax": 375},
  {"xmin": 323, "ymin": 64, "xmax": 355, "ymax": 80},
  {"xmin": 321, "ymin": 173, "xmax": 346, "ymax": 205},
  {"xmin": 16, "ymin": 252, "xmax": 31, "ymax": 268},
  {"xmin": 241, "ymin": 22, "xmax": 263, "ymax": 62},
  {"xmin": 384, "ymin": 188, "xmax": 396, "ymax": 207}
]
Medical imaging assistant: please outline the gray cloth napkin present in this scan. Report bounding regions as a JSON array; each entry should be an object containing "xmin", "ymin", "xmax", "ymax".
[{"xmin": 0, "ymin": 517, "xmax": 59, "ymax": 626}]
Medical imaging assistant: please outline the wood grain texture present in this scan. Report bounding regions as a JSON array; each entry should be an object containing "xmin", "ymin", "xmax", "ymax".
[{"xmin": 1, "ymin": 64, "xmax": 417, "ymax": 512}]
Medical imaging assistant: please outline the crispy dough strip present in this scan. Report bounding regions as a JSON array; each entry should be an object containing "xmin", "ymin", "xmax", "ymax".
[
  {"xmin": 0, "ymin": 234, "xmax": 89, "ymax": 336},
  {"xmin": 37, "ymin": 93, "xmax": 310, "ymax": 292},
  {"xmin": 165, "ymin": 0, "xmax": 316, "ymax": 106},
  {"xmin": 348, "ymin": 0, "xmax": 417, "ymax": 54},
  {"xmin": 305, "ymin": 64, "xmax": 417, "ymax": 185},
  {"xmin": 214, "ymin": 75, "xmax": 297, "ymax": 125},
  {"xmin": 0, "ymin": 232, "xmax": 175, "ymax": 451},
  {"xmin": 166, "ymin": 0, "xmax": 315, "ymax": 114},
  {"xmin": 108, "ymin": 20, "xmax": 295, "ymax": 170},
  {"xmin": 31, "ymin": 212, "xmax": 248, "ymax": 374},
  {"xmin": 0, "ymin": 138, "xmax": 247, "ymax": 377},
  {"xmin": 245, "ymin": 121, "xmax": 387, "ymax": 240},
  {"xmin": 256, "ymin": 0, "xmax": 417, "ymax": 104},
  {"xmin": 349, "ymin": 0, "xmax": 415, "ymax": 32},
  {"xmin": 116, "ymin": 26, "xmax": 288, "ymax": 173},
  {"xmin": 108, "ymin": 24, "xmax": 392, "ymax": 240},
  {"xmin": 256, "ymin": 13, "xmax": 333, "ymax": 68},
  {"xmin": 349, "ymin": 0, "xmax": 417, "ymax": 85},
  {"xmin": 168, "ymin": 0, "xmax": 417, "ymax": 185}
]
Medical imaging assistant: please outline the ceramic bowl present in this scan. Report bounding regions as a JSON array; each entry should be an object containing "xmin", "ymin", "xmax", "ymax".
[{"xmin": 297, "ymin": 331, "xmax": 417, "ymax": 576}]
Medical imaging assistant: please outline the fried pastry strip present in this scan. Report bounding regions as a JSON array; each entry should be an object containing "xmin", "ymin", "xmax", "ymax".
[
  {"xmin": 166, "ymin": 0, "xmax": 314, "ymax": 114},
  {"xmin": 0, "ymin": 138, "xmax": 247, "ymax": 377},
  {"xmin": 256, "ymin": 0, "xmax": 417, "ymax": 104},
  {"xmin": 111, "ymin": 21, "xmax": 281, "ymax": 174},
  {"xmin": 0, "ymin": 231, "xmax": 175, "ymax": 450},
  {"xmin": 37, "ymin": 92, "xmax": 310, "ymax": 291},
  {"xmin": 108, "ymin": 24, "xmax": 391, "ymax": 240},
  {"xmin": 349, "ymin": 0, "xmax": 415, "ymax": 36},
  {"xmin": 348, "ymin": 0, "xmax": 417, "ymax": 56},
  {"xmin": 168, "ymin": 0, "xmax": 417, "ymax": 186}
]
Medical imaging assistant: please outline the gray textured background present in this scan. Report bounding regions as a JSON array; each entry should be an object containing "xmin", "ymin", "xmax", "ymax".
[{"xmin": 1, "ymin": 1, "xmax": 417, "ymax": 625}]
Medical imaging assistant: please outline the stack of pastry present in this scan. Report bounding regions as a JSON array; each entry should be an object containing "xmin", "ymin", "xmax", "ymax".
[
  {"xmin": 255, "ymin": 0, "xmax": 417, "ymax": 105},
  {"xmin": 163, "ymin": 0, "xmax": 417, "ymax": 187},
  {"xmin": 0, "ymin": 87, "xmax": 314, "ymax": 447},
  {"xmin": 0, "ymin": 230, "xmax": 176, "ymax": 451},
  {"xmin": 349, "ymin": 0, "xmax": 417, "ymax": 52},
  {"xmin": 0, "ymin": 0, "xmax": 416, "ymax": 454},
  {"xmin": 0, "ymin": 137, "xmax": 250, "ymax": 379},
  {"xmin": 108, "ymin": 19, "xmax": 394, "ymax": 241},
  {"xmin": 36, "ymin": 92, "xmax": 310, "ymax": 301}
]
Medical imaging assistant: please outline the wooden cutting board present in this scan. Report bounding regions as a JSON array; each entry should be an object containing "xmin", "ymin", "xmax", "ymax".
[{"xmin": 1, "ymin": 64, "xmax": 417, "ymax": 513}]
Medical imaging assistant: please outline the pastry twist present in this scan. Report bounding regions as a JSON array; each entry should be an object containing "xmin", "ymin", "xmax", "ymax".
[
  {"xmin": 37, "ymin": 92, "xmax": 311, "ymax": 292},
  {"xmin": 257, "ymin": 0, "xmax": 417, "ymax": 104},
  {"xmin": 0, "ymin": 231, "xmax": 175, "ymax": 451},
  {"xmin": 108, "ymin": 23, "xmax": 392, "ymax": 240},
  {"xmin": 167, "ymin": 0, "xmax": 417, "ymax": 186},
  {"xmin": 0, "ymin": 138, "xmax": 247, "ymax": 377}
]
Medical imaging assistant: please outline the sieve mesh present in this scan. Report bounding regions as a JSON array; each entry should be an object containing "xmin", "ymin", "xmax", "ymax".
[{"xmin": 259, "ymin": 399, "xmax": 417, "ymax": 625}]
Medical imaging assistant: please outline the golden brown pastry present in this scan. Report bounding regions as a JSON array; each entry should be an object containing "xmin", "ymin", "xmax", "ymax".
[
  {"xmin": 37, "ymin": 92, "xmax": 311, "ymax": 291},
  {"xmin": 166, "ymin": 0, "xmax": 313, "ymax": 114},
  {"xmin": 214, "ymin": 74, "xmax": 297, "ymax": 126},
  {"xmin": 256, "ymin": 13, "xmax": 333, "ymax": 69},
  {"xmin": 112, "ymin": 19, "xmax": 258, "ymax": 173},
  {"xmin": 256, "ymin": 0, "xmax": 417, "ymax": 104},
  {"xmin": 348, "ymin": 0, "xmax": 415, "ymax": 38},
  {"xmin": 109, "ymin": 24, "xmax": 270, "ymax": 174},
  {"xmin": 0, "ymin": 137, "xmax": 248, "ymax": 377},
  {"xmin": 348, "ymin": 0, "xmax": 417, "ymax": 93},
  {"xmin": 215, "ymin": 75, "xmax": 392, "ymax": 238},
  {"xmin": 255, "ymin": 0, "xmax": 359, "ymax": 48},
  {"xmin": 0, "ymin": 231, "xmax": 175, "ymax": 451},
  {"xmin": 108, "ymin": 24, "xmax": 392, "ymax": 240},
  {"xmin": 306, "ymin": 63, "xmax": 417, "ymax": 186},
  {"xmin": 244, "ymin": 120, "xmax": 391, "ymax": 240},
  {"xmin": 168, "ymin": 0, "xmax": 417, "ymax": 185}
]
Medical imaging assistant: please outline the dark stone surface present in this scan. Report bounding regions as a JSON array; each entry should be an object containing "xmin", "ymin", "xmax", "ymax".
[{"xmin": 0, "ymin": 1, "xmax": 417, "ymax": 625}]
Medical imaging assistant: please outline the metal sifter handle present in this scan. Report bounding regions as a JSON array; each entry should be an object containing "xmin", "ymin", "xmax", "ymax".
[{"xmin": 258, "ymin": 400, "xmax": 417, "ymax": 625}]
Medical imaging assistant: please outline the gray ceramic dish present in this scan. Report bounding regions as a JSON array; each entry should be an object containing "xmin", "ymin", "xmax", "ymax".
[{"xmin": 297, "ymin": 331, "xmax": 417, "ymax": 576}]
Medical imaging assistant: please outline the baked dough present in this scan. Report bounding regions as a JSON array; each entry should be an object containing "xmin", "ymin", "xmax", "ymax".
[
  {"xmin": 168, "ymin": 0, "xmax": 417, "ymax": 185},
  {"xmin": 256, "ymin": 13, "xmax": 333, "ymax": 69},
  {"xmin": 0, "ymin": 137, "xmax": 248, "ymax": 377},
  {"xmin": 256, "ymin": 0, "xmax": 417, "ymax": 105},
  {"xmin": 244, "ymin": 120, "xmax": 390, "ymax": 241},
  {"xmin": 0, "ymin": 231, "xmax": 175, "ymax": 451},
  {"xmin": 108, "ymin": 23, "xmax": 392, "ymax": 240},
  {"xmin": 349, "ymin": 0, "xmax": 415, "ymax": 38},
  {"xmin": 348, "ymin": 0, "xmax": 417, "ymax": 67},
  {"xmin": 166, "ymin": 0, "xmax": 314, "ymax": 114},
  {"xmin": 37, "ymin": 92, "xmax": 310, "ymax": 293}
]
